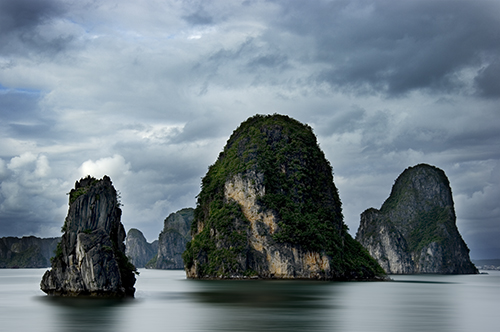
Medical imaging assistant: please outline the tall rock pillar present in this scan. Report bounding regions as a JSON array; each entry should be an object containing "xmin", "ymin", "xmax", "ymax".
[{"xmin": 40, "ymin": 175, "xmax": 136, "ymax": 297}]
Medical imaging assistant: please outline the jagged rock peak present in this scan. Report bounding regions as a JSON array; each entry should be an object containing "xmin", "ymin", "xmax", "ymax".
[
  {"xmin": 147, "ymin": 208, "xmax": 194, "ymax": 269},
  {"xmin": 183, "ymin": 114, "xmax": 385, "ymax": 280},
  {"xmin": 125, "ymin": 228, "xmax": 157, "ymax": 268},
  {"xmin": 356, "ymin": 164, "xmax": 478, "ymax": 275},
  {"xmin": 40, "ymin": 175, "xmax": 137, "ymax": 297}
]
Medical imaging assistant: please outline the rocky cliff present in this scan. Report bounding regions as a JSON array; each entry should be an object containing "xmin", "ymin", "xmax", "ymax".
[
  {"xmin": 356, "ymin": 164, "xmax": 478, "ymax": 274},
  {"xmin": 183, "ymin": 114, "xmax": 385, "ymax": 280},
  {"xmin": 40, "ymin": 175, "xmax": 137, "ymax": 297},
  {"xmin": 125, "ymin": 228, "xmax": 157, "ymax": 268},
  {"xmin": 146, "ymin": 208, "xmax": 194, "ymax": 269},
  {"xmin": 0, "ymin": 236, "xmax": 60, "ymax": 268}
]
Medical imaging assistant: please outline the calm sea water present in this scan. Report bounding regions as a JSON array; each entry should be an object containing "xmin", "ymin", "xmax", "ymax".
[{"xmin": 0, "ymin": 269, "xmax": 498, "ymax": 332}]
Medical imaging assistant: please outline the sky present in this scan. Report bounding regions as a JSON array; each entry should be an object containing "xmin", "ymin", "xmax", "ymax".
[{"xmin": 0, "ymin": 0, "xmax": 499, "ymax": 259}]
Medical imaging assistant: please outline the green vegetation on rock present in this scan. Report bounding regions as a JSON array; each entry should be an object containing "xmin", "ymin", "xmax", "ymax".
[
  {"xmin": 184, "ymin": 200, "xmax": 248, "ymax": 276},
  {"xmin": 68, "ymin": 175, "xmax": 99, "ymax": 205}
]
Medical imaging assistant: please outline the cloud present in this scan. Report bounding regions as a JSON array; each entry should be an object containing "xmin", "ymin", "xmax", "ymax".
[
  {"xmin": 79, "ymin": 154, "xmax": 131, "ymax": 181},
  {"xmin": 183, "ymin": 8, "xmax": 214, "ymax": 26},
  {"xmin": 0, "ymin": 0, "xmax": 76, "ymax": 58},
  {"xmin": 0, "ymin": 0, "xmax": 498, "ymax": 258},
  {"xmin": 475, "ymin": 60, "xmax": 500, "ymax": 98},
  {"xmin": 271, "ymin": 0, "xmax": 500, "ymax": 97},
  {"xmin": 0, "ymin": 153, "xmax": 67, "ymax": 236},
  {"xmin": 0, "ymin": 0, "xmax": 64, "ymax": 34},
  {"xmin": 453, "ymin": 161, "xmax": 500, "ymax": 259}
]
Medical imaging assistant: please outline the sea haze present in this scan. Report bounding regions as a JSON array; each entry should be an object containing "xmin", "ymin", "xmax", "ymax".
[{"xmin": 1, "ymin": 269, "xmax": 498, "ymax": 332}]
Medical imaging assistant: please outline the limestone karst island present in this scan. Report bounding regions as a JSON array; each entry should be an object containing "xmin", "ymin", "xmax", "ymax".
[
  {"xmin": 40, "ymin": 176, "xmax": 137, "ymax": 297},
  {"xmin": 356, "ymin": 164, "xmax": 477, "ymax": 274},
  {"xmin": 182, "ymin": 114, "xmax": 386, "ymax": 280}
]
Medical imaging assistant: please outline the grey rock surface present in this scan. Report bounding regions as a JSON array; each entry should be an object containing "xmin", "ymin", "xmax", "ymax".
[
  {"xmin": 40, "ymin": 175, "xmax": 136, "ymax": 297},
  {"xmin": 356, "ymin": 164, "xmax": 478, "ymax": 274},
  {"xmin": 125, "ymin": 228, "xmax": 157, "ymax": 268},
  {"xmin": 147, "ymin": 208, "xmax": 194, "ymax": 269}
]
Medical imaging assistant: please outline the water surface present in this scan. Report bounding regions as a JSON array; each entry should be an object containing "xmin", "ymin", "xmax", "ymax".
[{"xmin": 1, "ymin": 269, "xmax": 498, "ymax": 332}]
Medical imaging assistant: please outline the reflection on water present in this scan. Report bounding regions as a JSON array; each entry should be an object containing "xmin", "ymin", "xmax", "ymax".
[
  {"xmin": 187, "ymin": 280, "xmax": 340, "ymax": 331},
  {"xmin": 190, "ymin": 279, "xmax": 337, "ymax": 308},
  {"xmin": 39, "ymin": 297, "xmax": 134, "ymax": 332},
  {"xmin": 0, "ymin": 269, "xmax": 498, "ymax": 332}
]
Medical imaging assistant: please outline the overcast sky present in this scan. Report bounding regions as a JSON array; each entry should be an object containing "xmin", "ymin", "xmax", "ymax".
[{"xmin": 0, "ymin": 0, "xmax": 499, "ymax": 259}]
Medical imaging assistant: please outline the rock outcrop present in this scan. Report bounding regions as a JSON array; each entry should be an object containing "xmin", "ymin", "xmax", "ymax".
[
  {"xmin": 40, "ymin": 175, "xmax": 136, "ymax": 297},
  {"xmin": 183, "ymin": 114, "xmax": 385, "ymax": 280},
  {"xmin": 146, "ymin": 208, "xmax": 194, "ymax": 269},
  {"xmin": 356, "ymin": 164, "xmax": 478, "ymax": 274},
  {"xmin": 125, "ymin": 228, "xmax": 157, "ymax": 268},
  {"xmin": 0, "ymin": 236, "xmax": 60, "ymax": 268}
]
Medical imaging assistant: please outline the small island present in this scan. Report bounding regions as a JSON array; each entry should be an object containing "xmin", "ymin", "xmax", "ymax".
[
  {"xmin": 145, "ymin": 208, "xmax": 194, "ymax": 269},
  {"xmin": 40, "ymin": 175, "xmax": 137, "ymax": 297}
]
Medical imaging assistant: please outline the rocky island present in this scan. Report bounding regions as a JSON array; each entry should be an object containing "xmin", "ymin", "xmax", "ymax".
[
  {"xmin": 356, "ymin": 164, "xmax": 478, "ymax": 274},
  {"xmin": 183, "ymin": 114, "xmax": 385, "ymax": 280},
  {"xmin": 146, "ymin": 208, "xmax": 194, "ymax": 269},
  {"xmin": 125, "ymin": 228, "xmax": 157, "ymax": 268},
  {"xmin": 40, "ymin": 175, "xmax": 137, "ymax": 297}
]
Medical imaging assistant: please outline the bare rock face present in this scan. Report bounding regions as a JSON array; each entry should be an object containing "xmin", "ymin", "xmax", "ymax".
[
  {"xmin": 356, "ymin": 164, "xmax": 478, "ymax": 275},
  {"xmin": 183, "ymin": 114, "xmax": 385, "ymax": 280},
  {"xmin": 125, "ymin": 228, "xmax": 157, "ymax": 268},
  {"xmin": 219, "ymin": 171, "xmax": 333, "ymax": 278},
  {"xmin": 147, "ymin": 208, "xmax": 194, "ymax": 269},
  {"xmin": 40, "ymin": 176, "xmax": 136, "ymax": 297}
]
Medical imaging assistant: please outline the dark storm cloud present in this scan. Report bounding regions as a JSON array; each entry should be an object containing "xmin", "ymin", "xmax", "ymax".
[
  {"xmin": 0, "ymin": 211, "xmax": 60, "ymax": 237},
  {"xmin": 182, "ymin": 10, "xmax": 214, "ymax": 26},
  {"xmin": 272, "ymin": 0, "xmax": 500, "ymax": 97},
  {"xmin": 0, "ymin": 0, "xmax": 71, "ymax": 56},
  {"xmin": 0, "ymin": 0, "xmax": 63, "ymax": 33},
  {"xmin": 475, "ymin": 60, "xmax": 500, "ymax": 98}
]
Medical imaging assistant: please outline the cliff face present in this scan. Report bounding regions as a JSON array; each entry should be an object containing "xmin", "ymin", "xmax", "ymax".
[
  {"xmin": 183, "ymin": 114, "xmax": 385, "ymax": 280},
  {"xmin": 40, "ymin": 176, "xmax": 136, "ymax": 297},
  {"xmin": 356, "ymin": 164, "xmax": 478, "ymax": 274},
  {"xmin": 125, "ymin": 228, "xmax": 157, "ymax": 268},
  {"xmin": 147, "ymin": 208, "xmax": 194, "ymax": 269},
  {"xmin": 0, "ymin": 236, "xmax": 60, "ymax": 268}
]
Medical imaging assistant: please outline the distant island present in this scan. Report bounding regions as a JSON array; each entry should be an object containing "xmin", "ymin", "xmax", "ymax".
[
  {"xmin": 125, "ymin": 228, "xmax": 158, "ymax": 268},
  {"xmin": 125, "ymin": 208, "xmax": 194, "ymax": 269},
  {"xmin": 473, "ymin": 259, "xmax": 500, "ymax": 271},
  {"xmin": 146, "ymin": 208, "xmax": 194, "ymax": 269},
  {"xmin": 356, "ymin": 164, "xmax": 478, "ymax": 274},
  {"xmin": 0, "ymin": 236, "xmax": 59, "ymax": 268}
]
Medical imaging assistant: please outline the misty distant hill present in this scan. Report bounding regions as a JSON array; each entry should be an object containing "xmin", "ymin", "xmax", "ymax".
[
  {"xmin": 472, "ymin": 259, "xmax": 500, "ymax": 270},
  {"xmin": 0, "ymin": 236, "xmax": 60, "ymax": 268}
]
